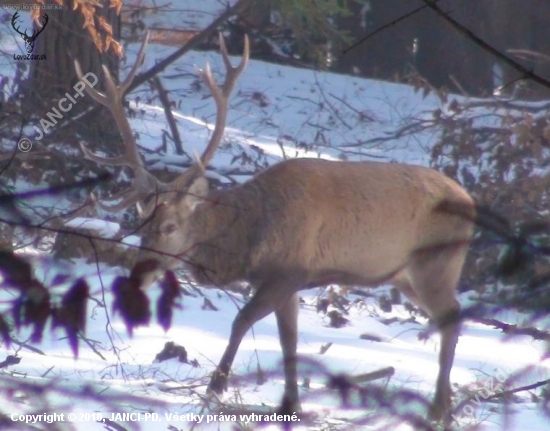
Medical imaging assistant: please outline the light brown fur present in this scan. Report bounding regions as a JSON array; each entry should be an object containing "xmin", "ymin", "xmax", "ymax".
[
  {"xmin": 76, "ymin": 31, "xmax": 472, "ymax": 422},
  {"xmin": 136, "ymin": 157, "xmax": 474, "ymax": 421}
]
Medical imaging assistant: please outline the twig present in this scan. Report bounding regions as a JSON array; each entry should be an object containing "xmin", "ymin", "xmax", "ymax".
[
  {"xmin": 473, "ymin": 317, "xmax": 550, "ymax": 342},
  {"xmin": 343, "ymin": 3, "xmax": 433, "ymax": 55},
  {"xmin": 463, "ymin": 99, "xmax": 550, "ymax": 113},
  {"xmin": 80, "ymin": 335, "xmax": 107, "ymax": 361},
  {"xmin": 151, "ymin": 76, "xmax": 185, "ymax": 155},
  {"xmin": 351, "ymin": 366, "xmax": 395, "ymax": 384},
  {"xmin": 96, "ymin": 418, "xmax": 128, "ymax": 431},
  {"xmin": 41, "ymin": 365, "xmax": 55, "ymax": 378},
  {"xmin": 313, "ymin": 74, "xmax": 352, "ymax": 130},
  {"xmin": 487, "ymin": 378, "xmax": 550, "ymax": 400},
  {"xmin": 9, "ymin": 338, "xmax": 46, "ymax": 355},
  {"xmin": 422, "ymin": 0, "xmax": 550, "ymax": 91},
  {"xmin": 329, "ymin": 92, "xmax": 375, "ymax": 122},
  {"xmin": 127, "ymin": 0, "xmax": 248, "ymax": 94}
]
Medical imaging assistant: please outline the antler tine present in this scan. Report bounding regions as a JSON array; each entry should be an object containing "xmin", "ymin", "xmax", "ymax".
[
  {"xmin": 91, "ymin": 188, "xmax": 145, "ymax": 212},
  {"xmin": 74, "ymin": 60, "xmax": 107, "ymax": 105},
  {"xmin": 91, "ymin": 179, "xmax": 167, "ymax": 214},
  {"xmin": 78, "ymin": 140, "xmax": 129, "ymax": 166},
  {"xmin": 74, "ymin": 33, "xmax": 166, "ymax": 212},
  {"xmin": 218, "ymin": 33, "xmax": 250, "ymax": 94},
  {"xmin": 75, "ymin": 60, "xmax": 159, "ymax": 180},
  {"xmin": 193, "ymin": 34, "xmax": 249, "ymax": 171},
  {"xmin": 73, "ymin": 61, "xmax": 134, "ymax": 167},
  {"xmin": 120, "ymin": 31, "xmax": 150, "ymax": 95},
  {"xmin": 136, "ymin": 193, "xmax": 160, "ymax": 219}
]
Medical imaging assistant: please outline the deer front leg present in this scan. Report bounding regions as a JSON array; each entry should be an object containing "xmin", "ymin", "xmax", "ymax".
[
  {"xmin": 208, "ymin": 283, "xmax": 297, "ymax": 395},
  {"xmin": 275, "ymin": 293, "xmax": 300, "ymax": 413}
]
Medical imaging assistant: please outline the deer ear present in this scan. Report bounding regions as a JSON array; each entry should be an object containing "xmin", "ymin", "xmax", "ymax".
[{"xmin": 185, "ymin": 177, "xmax": 209, "ymax": 211}]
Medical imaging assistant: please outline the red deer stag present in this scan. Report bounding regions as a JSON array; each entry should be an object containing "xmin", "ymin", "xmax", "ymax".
[{"xmin": 75, "ymin": 34, "xmax": 474, "ymax": 422}]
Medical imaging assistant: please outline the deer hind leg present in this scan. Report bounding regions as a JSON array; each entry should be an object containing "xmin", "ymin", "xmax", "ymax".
[
  {"xmin": 275, "ymin": 293, "xmax": 300, "ymax": 414},
  {"xmin": 208, "ymin": 278, "xmax": 303, "ymax": 397},
  {"xmin": 407, "ymin": 244, "xmax": 467, "ymax": 422}
]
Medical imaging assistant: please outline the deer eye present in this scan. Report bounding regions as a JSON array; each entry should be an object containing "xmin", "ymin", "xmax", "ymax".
[{"xmin": 161, "ymin": 223, "xmax": 177, "ymax": 235}]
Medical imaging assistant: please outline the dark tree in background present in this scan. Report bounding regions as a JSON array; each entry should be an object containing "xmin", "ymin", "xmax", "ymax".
[
  {"xmin": 413, "ymin": 1, "xmax": 493, "ymax": 95},
  {"xmin": 26, "ymin": 0, "xmax": 122, "ymax": 154},
  {"xmin": 29, "ymin": 0, "xmax": 120, "ymax": 113},
  {"xmin": 2, "ymin": 0, "xmax": 122, "ymax": 116},
  {"xmin": 333, "ymin": 0, "xmax": 550, "ymax": 97},
  {"xmin": 1, "ymin": 1, "xmax": 125, "ymax": 257},
  {"xmin": 220, "ymin": 0, "xmax": 550, "ymax": 97},
  {"xmin": 336, "ymin": 1, "xmax": 420, "ymax": 80},
  {"xmin": 5, "ymin": 0, "xmax": 123, "ymax": 163}
]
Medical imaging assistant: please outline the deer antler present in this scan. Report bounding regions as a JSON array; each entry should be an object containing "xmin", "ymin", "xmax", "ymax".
[
  {"xmin": 75, "ymin": 32, "xmax": 249, "ymax": 215},
  {"xmin": 166, "ymin": 33, "xmax": 250, "ymax": 190},
  {"xmin": 74, "ymin": 32, "xmax": 165, "ymax": 211},
  {"xmin": 193, "ymin": 33, "xmax": 249, "ymax": 172},
  {"xmin": 141, "ymin": 34, "xmax": 249, "ymax": 216},
  {"xmin": 141, "ymin": 33, "xmax": 249, "ymax": 217}
]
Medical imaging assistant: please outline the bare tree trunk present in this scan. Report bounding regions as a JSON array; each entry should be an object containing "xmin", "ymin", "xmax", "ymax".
[
  {"xmin": 28, "ymin": 0, "xmax": 119, "ymax": 114},
  {"xmin": 335, "ymin": 0, "xmax": 418, "ymax": 80},
  {"xmin": 22, "ymin": 0, "xmax": 122, "ymax": 161},
  {"xmin": 414, "ymin": 1, "xmax": 494, "ymax": 95},
  {"xmin": 17, "ymin": 1, "xmax": 123, "ymax": 258}
]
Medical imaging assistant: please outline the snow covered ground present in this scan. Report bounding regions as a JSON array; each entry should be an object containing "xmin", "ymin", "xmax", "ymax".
[{"xmin": 1, "ymin": 3, "xmax": 550, "ymax": 431}]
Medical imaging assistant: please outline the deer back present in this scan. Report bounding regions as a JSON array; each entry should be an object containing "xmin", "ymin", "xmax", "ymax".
[{"xmin": 169, "ymin": 158, "xmax": 473, "ymax": 289}]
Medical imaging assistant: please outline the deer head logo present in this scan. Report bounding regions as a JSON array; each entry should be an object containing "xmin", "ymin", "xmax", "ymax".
[{"xmin": 11, "ymin": 11, "xmax": 49, "ymax": 54}]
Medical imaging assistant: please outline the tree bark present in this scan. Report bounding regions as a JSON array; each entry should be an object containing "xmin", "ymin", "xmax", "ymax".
[{"xmin": 29, "ymin": 0, "xmax": 119, "ymax": 114}]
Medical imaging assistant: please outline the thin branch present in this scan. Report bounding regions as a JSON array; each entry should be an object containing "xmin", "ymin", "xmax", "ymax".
[
  {"xmin": 474, "ymin": 317, "xmax": 550, "ymax": 342},
  {"xmin": 343, "ymin": 3, "xmax": 433, "ymax": 55},
  {"xmin": 66, "ymin": 1, "xmax": 249, "ymax": 136},
  {"xmin": 9, "ymin": 338, "xmax": 46, "ymax": 355},
  {"xmin": 487, "ymin": 378, "xmax": 550, "ymax": 400},
  {"xmin": 152, "ymin": 76, "xmax": 185, "ymax": 156},
  {"xmin": 80, "ymin": 334, "xmax": 107, "ymax": 361},
  {"xmin": 313, "ymin": 73, "xmax": 352, "ymax": 130},
  {"xmin": 329, "ymin": 92, "xmax": 375, "ymax": 122},
  {"xmin": 127, "ymin": 0, "xmax": 248, "ymax": 94},
  {"xmin": 422, "ymin": 0, "xmax": 550, "ymax": 91}
]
